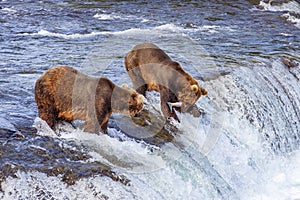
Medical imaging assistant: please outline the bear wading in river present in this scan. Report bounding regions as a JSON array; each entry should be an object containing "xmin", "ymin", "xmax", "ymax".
[
  {"xmin": 125, "ymin": 42, "xmax": 207, "ymax": 121},
  {"xmin": 35, "ymin": 66, "xmax": 144, "ymax": 133}
]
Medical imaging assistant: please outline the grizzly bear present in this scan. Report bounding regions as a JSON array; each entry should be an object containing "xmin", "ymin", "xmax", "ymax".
[
  {"xmin": 125, "ymin": 42, "xmax": 207, "ymax": 121},
  {"xmin": 35, "ymin": 66, "xmax": 144, "ymax": 134}
]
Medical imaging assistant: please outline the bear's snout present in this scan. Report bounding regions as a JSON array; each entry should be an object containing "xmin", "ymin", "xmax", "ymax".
[{"xmin": 129, "ymin": 93, "xmax": 144, "ymax": 117}]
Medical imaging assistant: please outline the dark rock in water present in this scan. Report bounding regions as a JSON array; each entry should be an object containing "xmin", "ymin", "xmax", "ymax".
[
  {"xmin": 196, "ymin": 69, "xmax": 231, "ymax": 82},
  {"xmin": 110, "ymin": 102, "xmax": 204, "ymax": 146},
  {"xmin": 186, "ymin": 104, "xmax": 205, "ymax": 118},
  {"xmin": 109, "ymin": 100, "xmax": 185, "ymax": 146},
  {"xmin": 281, "ymin": 58, "xmax": 299, "ymax": 68},
  {"xmin": 0, "ymin": 164, "xmax": 25, "ymax": 192},
  {"xmin": 257, "ymin": 0, "xmax": 291, "ymax": 10},
  {"xmin": 41, "ymin": 162, "xmax": 129, "ymax": 186},
  {"xmin": 247, "ymin": 0, "xmax": 262, "ymax": 5},
  {"xmin": 261, "ymin": 0, "xmax": 290, "ymax": 6},
  {"xmin": 183, "ymin": 22, "xmax": 198, "ymax": 28},
  {"xmin": 0, "ymin": 131, "xmax": 130, "ymax": 191},
  {"xmin": 110, "ymin": 109, "xmax": 177, "ymax": 146},
  {"xmin": 0, "ymin": 100, "xmax": 203, "ymax": 190}
]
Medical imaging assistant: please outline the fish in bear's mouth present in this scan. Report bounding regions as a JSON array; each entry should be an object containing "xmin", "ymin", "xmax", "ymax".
[{"xmin": 167, "ymin": 102, "xmax": 182, "ymax": 112}]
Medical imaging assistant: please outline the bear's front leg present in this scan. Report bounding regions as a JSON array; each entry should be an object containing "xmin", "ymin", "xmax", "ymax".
[
  {"xmin": 159, "ymin": 87, "xmax": 180, "ymax": 122},
  {"xmin": 95, "ymin": 109, "xmax": 112, "ymax": 134},
  {"xmin": 161, "ymin": 102, "xmax": 180, "ymax": 122},
  {"xmin": 98, "ymin": 113, "xmax": 111, "ymax": 134}
]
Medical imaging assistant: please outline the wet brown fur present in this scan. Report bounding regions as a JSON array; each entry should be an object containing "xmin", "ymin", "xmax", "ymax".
[
  {"xmin": 35, "ymin": 66, "xmax": 143, "ymax": 133},
  {"xmin": 125, "ymin": 42, "xmax": 207, "ymax": 121}
]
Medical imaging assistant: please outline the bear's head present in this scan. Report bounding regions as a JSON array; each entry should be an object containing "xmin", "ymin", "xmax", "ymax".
[
  {"xmin": 171, "ymin": 62, "xmax": 207, "ymax": 112},
  {"xmin": 111, "ymin": 84, "xmax": 144, "ymax": 117},
  {"xmin": 178, "ymin": 81, "xmax": 207, "ymax": 112},
  {"xmin": 128, "ymin": 92, "xmax": 144, "ymax": 116}
]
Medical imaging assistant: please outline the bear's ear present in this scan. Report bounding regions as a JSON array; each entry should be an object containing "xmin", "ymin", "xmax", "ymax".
[
  {"xmin": 191, "ymin": 84, "xmax": 199, "ymax": 93},
  {"xmin": 201, "ymin": 88, "xmax": 208, "ymax": 95},
  {"xmin": 173, "ymin": 62, "xmax": 182, "ymax": 70},
  {"xmin": 121, "ymin": 84, "xmax": 130, "ymax": 89}
]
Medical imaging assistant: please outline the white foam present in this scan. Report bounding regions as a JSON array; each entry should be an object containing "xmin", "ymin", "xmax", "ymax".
[
  {"xmin": 18, "ymin": 29, "xmax": 105, "ymax": 39},
  {"xmin": 21, "ymin": 58, "xmax": 300, "ymax": 199},
  {"xmin": 0, "ymin": 170, "xmax": 150, "ymax": 200},
  {"xmin": 259, "ymin": 0, "xmax": 300, "ymax": 28},
  {"xmin": 141, "ymin": 18, "xmax": 150, "ymax": 23},
  {"xmin": 153, "ymin": 23, "xmax": 235, "ymax": 34},
  {"xmin": 19, "ymin": 23, "xmax": 234, "ymax": 40},
  {"xmin": 283, "ymin": 12, "xmax": 300, "ymax": 28},
  {"xmin": 93, "ymin": 13, "xmax": 122, "ymax": 20},
  {"xmin": 1, "ymin": 167, "xmax": 214, "ymax": 200},
  {"xmin": 37, "ymin": 29, "xmax": 104, "ymax": 39},
  {"xmin": 94, "ymin": 12, "xmax": 149, "ymax": 23},
  {"xmin": 27, "ymin": 117, "xmax": 222, "ymax": 199},
  {"xmin": 17, "ymin": 24, "xmax": 183, "ymax": 40},
  {"xmin": 240, "ymin": 150, "xmax": 300, "ymax": 200},
  {"xmin": 62, "ymin": 130, "xmax": 166, "ymax": 173},
  {"xmin": 33, "ymin": 117, "xmax": 165, "ymax": 173},
  {"xmin": 111, "ymin": 24, "xmax": 184, "ymax": 36},
  {"xmin": 106, "ymin": 23, "xmax": 206, "ymax": 39},
  {"xmin": 1, "ymin": 7, "xmax": 17, "ymax": 13},
  {"xmin": 201, "ymin": 66, "xmax": 300, "ymax": 199},
  {"xmin": 153, "ymin": 23, "xmax": 185, "ymax": 32},
  {"xmin": 259, "ymin": 0, "xmax": 300, "ymax": 14},
  {"xmin": 280, "ymin": 32, "xmax": 293, "ymax": 36}
]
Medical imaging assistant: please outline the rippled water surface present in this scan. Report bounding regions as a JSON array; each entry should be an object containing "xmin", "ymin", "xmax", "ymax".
[{"xmin": 0, "ymin": 0, "xmax": 300, "ymax": 199}]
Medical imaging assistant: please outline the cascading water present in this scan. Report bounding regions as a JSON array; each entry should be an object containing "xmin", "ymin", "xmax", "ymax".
[{"xmin": 1, "ymin": 0, "xmax": 300, "ymax": 199}]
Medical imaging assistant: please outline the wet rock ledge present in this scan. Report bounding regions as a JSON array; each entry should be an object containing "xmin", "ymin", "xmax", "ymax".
[{"xmin": 0, "ymin": 127, "xmax": 130, "ymax": 192}]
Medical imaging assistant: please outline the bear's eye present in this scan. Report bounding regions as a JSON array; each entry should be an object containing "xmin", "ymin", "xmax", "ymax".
[{"xmin": 131, "ymin": 93, "xmax": 137, "ymax": 100}]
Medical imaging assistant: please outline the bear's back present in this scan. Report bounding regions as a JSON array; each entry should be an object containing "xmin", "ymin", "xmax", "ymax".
[{"xmin": 125, "ymin": 43, "xmax": 173, "ymax": 70}]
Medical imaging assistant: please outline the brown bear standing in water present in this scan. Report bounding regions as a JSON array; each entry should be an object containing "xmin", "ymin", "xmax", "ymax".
[
  {"xmin": 35, "ymin": 66, "xmax": 144, "ymax": 134},
  {"xmin": 125, "ymin": 42, "xmax": 207, "ymax": 121}
]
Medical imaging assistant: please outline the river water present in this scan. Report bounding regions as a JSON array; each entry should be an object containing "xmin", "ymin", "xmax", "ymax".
[{"xmin": 0, "ymin": 0, "xmax": 300, "ymax": 199}]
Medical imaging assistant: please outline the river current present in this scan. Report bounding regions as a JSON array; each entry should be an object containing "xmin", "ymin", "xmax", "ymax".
[{"xmin": 0, "ymin": 0, "xmax": 300, "ymax": 199}]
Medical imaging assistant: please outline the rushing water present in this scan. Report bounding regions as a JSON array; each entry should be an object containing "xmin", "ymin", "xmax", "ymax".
[{"xmin": 0, "ymin": 0, "xmax": 300, "ymax": 199}]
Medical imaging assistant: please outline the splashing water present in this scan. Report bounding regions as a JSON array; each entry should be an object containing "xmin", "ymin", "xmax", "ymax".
[{"xmin": 1, "ymin": 0, "xmax": 300, "ymax": 199}]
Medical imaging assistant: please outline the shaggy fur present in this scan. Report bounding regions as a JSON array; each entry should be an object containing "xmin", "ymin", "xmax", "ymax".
[
  {"xmin": 35, "ymin": 66, "xmax": 144, "ymax": 133},
  {"xmin": 125, "ymin": 42, "xmax": 207, "ymax": 121}
]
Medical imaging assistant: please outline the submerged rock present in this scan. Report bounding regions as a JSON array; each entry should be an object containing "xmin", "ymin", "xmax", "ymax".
[
  {"xmin": 110, "ymin": 101, "xmax": 204, "ymax": 146},
  {"xmin": 0, "ymin": 131, "xmax": 130, "ymax": 191},
  {"xmin": 110, "ymin": 110, "xmax": 177, "ymax": 146},
  {"xmin": 261, "ymin": 0, "xmax": 291, "ymax": 6},
  {"xmin": 196, "ymin": 69, "xmax": 231, "ymax": 82},
  {"xmin": 281, "ymin": 58, "xmax": 299, "ymax": 68}
]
